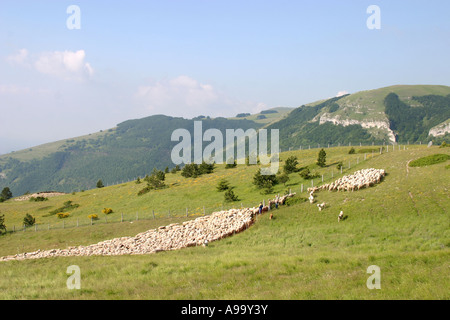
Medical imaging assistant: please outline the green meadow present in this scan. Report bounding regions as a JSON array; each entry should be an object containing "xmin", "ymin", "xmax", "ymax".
[{"xmin": 0, "ymin": 145, "xmax": 448, "ymax": 299}]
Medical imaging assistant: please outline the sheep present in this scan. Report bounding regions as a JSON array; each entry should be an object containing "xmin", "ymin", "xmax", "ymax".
[
  {"xmin": 317, "ymin": 203, "xmax": 326, "ymax": 211},
  {"xmin": 338, "ymin": 211, "xmax": 344, "ymax": 222}
]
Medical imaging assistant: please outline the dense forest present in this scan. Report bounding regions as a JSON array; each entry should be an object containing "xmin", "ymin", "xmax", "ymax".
[{"xmin": 384, "ymin": 93, "xmax": 450, "ymax": 143}]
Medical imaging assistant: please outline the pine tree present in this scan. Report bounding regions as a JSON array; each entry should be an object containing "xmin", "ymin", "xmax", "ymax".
[
  {"xmin": 96, "ymin": 180, "xmax": 104, "ymax": 188},
  {"xmin": 317, "ymin": 149, "xmax": 327, "ymax": 167}
]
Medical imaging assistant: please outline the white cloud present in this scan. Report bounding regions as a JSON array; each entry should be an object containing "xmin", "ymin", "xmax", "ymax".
[
  {"xmin": 6, "ymin": 49, "xmax": 29, "ymax": 65},
  {"xmin": 34, "ymin": 50, "xmax": 93, "ymax": 80},
  {"xmin": 336, "ymin": 90, "xmax": 349, "ymax": 97},
  {"xmin": 136, "ymin": 75, "xmax": 250, "ymax": 118}
]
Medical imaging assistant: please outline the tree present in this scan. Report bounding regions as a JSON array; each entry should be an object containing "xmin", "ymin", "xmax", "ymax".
[
  {"xmin": 199, "ymin": 161, "xmax": 215, "ymax": 174},
  {"xmin": 316, "ymin": 149, "xmax": 327, "ymax": 167},
  {"xmin": 0, "ymin": 187, "xmax": 12, "ymax": 201},
  {"xmin": 23, "ymin": 213, "xmax": 35, "ymax": 227},
  {"xmin": 348, "ymin": 147, "xmax": 356, "ymax": 154},
  {"xmin": 96, "ymin": 179, "xmax": 104, "ymax": 188},
  {"xmin": 225, "ymin": 158, "xmax": 237, "ymax": 169},
  {"xmin": 216, "ymin": 179, "xmax": 231, "ymax": 192},
  {"xmin": 253, "ymin": 169, "xmax": 278, "ymax": 189},
  {"xmin": 283, "ymin": 156, "xmax": 299, "ymax": 173},
  {"xmin": 181, "ymin": 163, "xmax": 200, "ymax": 178}
]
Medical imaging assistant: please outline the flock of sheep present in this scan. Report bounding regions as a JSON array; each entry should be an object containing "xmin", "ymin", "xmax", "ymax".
[
  {"xmin": 0, "ymin": 194, "xmax": 296, "ymax": 261},
  {"xmin": 308, "ymin": 168, "xmax": 386, "ymax": 221},
  {"xmin": 0, "ymin": 168, "xmax": 386, "ymax": 261}
]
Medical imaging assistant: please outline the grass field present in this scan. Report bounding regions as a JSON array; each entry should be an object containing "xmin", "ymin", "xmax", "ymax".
[{"xmin": 0, "ymin": 145, "xmax": 448, "ymax": 299}]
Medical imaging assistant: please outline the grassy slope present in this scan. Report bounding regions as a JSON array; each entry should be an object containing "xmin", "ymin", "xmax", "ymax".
[{"xmin": 0, "ymin": 145, "xmax": 449, "ymax": 299}]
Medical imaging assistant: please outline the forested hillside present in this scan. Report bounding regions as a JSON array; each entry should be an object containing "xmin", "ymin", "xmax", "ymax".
[
  {"xmin": 384, "ymin": 93, "xmax": 450, "ymax": 143},
  {"xmin": 0, "ymin": 115, "xmax": 260, "ymax": 195}
]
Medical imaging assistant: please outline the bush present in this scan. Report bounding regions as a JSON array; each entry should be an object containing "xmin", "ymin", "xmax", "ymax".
[
  {"xmin": 225, "ymin": 158, "xmax": 237, "ymax": 169},
  {"xmin": 253, "ymin": 169, "xmax": 278, "ymax": 189},
  {"xmin": 57, "ymin": 212, "xmax": 70, "ymax": 219},
  {"xmin": 409, "ymin": 154, "xmax": 450, "ymax": 167},
  {"xmin": 224, "ymin": 189, "xmax": 239, "ymax": 202},
  {"xmin": 0, "ymin": 214, "xmax": 6, "ymax": 234},
  {"xmin": 88, "ymin": 214, "xmax": 99, "ymax": 220},
  {"xmin": 96, "ymin": 179, "xmax": 104, "ymax": 188},
  {"xmin": 348, "ymin": 147, "xmax": 356, "ymax": 154},
  {"xmin": 299, "ymin": 168, "xmax": 312, "ymax": 179},
  {"xmin": 216, "ymin": 179, "xmax": 231, "ymax": 192},
  {"xmin": 29, "ymin": 196, "xmax": 48, "ymax": 202},
  {"xmin": 336, "ymin": 162, "xmax": 343, "ymax": 170},
  {"xmin": 23, "ymin": 213, "xmax": 35, "ymax": 227},
  {"xmin": 102, "ymin": 208, "xmax": 113, "ymax": 214}
]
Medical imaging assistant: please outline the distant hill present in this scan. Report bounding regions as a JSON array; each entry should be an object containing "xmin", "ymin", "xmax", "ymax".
[
  {"xmin": 0, "ymin": 115, "xmax": 260, "ymax": 195},
  {"xmin": 1, "ymin": 84, "xmax": 449, "ymax": 195},
  {"xmin": 267, "ymin": 85, "xmax": 450, "ymax": 150}
]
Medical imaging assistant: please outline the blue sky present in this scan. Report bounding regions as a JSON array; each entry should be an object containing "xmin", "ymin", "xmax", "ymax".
[{"xmin": 1, "ymin": 0, "xmax": 450, "ymax": 154}]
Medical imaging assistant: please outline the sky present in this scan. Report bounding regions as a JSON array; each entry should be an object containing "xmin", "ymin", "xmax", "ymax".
[{"xmin": 1, "ymin": 0, "xmax": 450, "ymax": 154}]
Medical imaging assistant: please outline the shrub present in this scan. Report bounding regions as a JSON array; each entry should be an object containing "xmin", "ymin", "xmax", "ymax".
[
  {"xmin": 96, "ymin": 179, "xmax": 104, "ymax": 188},
  {"xmin": 224, "ymin": 189, "xmax": 239, "ymax": 202},
  {"xmin": 88, "ymin": 214, "xmax": 99, "ymax": 220},
  {"xmin": 216, "ymin": 179, "xmax": 231, "ymax": 192},
  {"xmin": 102, "ymin": 208, "xmax": 113, "ymax": 214},
  {"xmin": 299, "ymin": 168, "xmax": 312, "ymax": 180},
  {"xmin": 348, "ymin": 147, "xmax": 356, "ymax": 154},
  {"xmin": 253, "ymin": 169, "xmax": 278, "ymax": 189},
  {"xmin": 23, "ymin": 213, "xmax": 35, "ymax": 227},
  {"xmin": 439, "ymin": 141, "xmax": 448, "ymax": 148},
  {"xmin": 278, "ymin": 173, "xmax": 290, "ymax": 186},
  {"xmin": 0, "ymin": 214, "xmax": 6, "ymax": 234},
  {"xmin": 225, "ymin": 158, "xmax": 237, "ymax": 169},
  {"xmin": 29, "ymin": 196, "xmax": 48, "ymax": 202},
  {"xmin": 336, "ymin": 161, "xmax": 343, "ymax": 170},
  {"xmin": 409, "ymin": 154, "xmax": 450, "ymax": 167},
  {"xmin": 57, "ymin": 212, "xmax": 70, "ymax": 219}
]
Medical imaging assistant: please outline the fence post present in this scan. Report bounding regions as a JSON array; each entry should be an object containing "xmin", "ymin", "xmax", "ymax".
[
  {"xmin": 91, "ymin": 217, "xmax": 93, "ymax": 225},
  {"xmin": 136, "ymin": 212, "xmax": 138, "ymax": 221},
  {"xmin": 186, "ymin": 208, "xmax": 188, "ymax": 218},
  {"xmin": 203, "ymin": 206, "xmax": 206, "ymax": 216},
  {"xmin": 35, "ymin": 224, "xmax": 37, "ymax": 232},
  {"xmin": 121, "ymin": 212, "xmax": 123, "ymax": 222},
  {"xmin": 77, "ymin": 219, "xmax": 79, "ymax": 227},
  {"xmin": 301, "ymin": 184, "xmax": 303, "ymax": 193},
  {"xmin": 321, "ymin": 175, "xmax": 324, "ymax": 183},
  {"xmin": 152, "ymin": 210, "xmax": 155, "ymax": 219}
]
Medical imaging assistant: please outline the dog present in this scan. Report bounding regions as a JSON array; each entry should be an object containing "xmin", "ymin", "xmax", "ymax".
[{"xmin": 338, "ymin": 211, "xmax": 344, "ymax": 222}]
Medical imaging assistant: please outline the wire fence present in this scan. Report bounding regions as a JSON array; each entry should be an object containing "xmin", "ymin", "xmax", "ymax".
[{"xmin": 7, "ymin": 142, "xmax": 416, "ymax": 235}]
